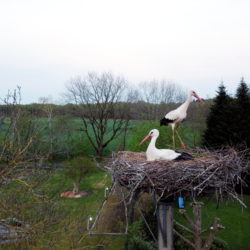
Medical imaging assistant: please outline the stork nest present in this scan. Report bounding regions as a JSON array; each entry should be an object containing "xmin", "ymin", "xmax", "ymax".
[{"xmin": 108, "ymin": 148, "xmax": 248, "ymax": 204}]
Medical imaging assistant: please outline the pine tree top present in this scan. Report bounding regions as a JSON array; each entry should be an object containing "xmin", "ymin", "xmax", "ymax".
[
  {"xmin": 214, "ymin": 83, "xmax": 232, "ymax": 107},
  {"xmin": 236, "ymin": 77, "xmax": 250, "ymax": 103}
]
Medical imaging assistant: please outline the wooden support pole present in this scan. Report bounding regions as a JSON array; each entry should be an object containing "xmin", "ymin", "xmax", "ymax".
[
  {"xmin": 157, "ymin": 202, "xmax": 174, "ymax": 250},
  {"xmin": 129, "ymin": 191, "xmax": 140, "ymax": 224},
  {"xmin": 125, "ymin": 191, "xmax": 140, "ymax": 250},
  {"xmin": 192, "ymin": 202, "xmax": 203, "ymax": 250}
]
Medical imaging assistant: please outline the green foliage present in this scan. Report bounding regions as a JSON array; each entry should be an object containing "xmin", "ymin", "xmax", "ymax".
[
  {"xmin": 128, "ymin": 221, "xmax": 157, "ymax": 250},
  {"xmin": 128, "ymin": 236, "xmax": 156, "ymax": 250},
  {"xmin": 63, "ymin": 156, "xmax": 96, "ymax": 183}
]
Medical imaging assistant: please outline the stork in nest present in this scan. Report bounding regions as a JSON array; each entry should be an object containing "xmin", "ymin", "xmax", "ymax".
[{"xmin": 140, "ymin": 129, "xmax": 193, "ymax": 161}]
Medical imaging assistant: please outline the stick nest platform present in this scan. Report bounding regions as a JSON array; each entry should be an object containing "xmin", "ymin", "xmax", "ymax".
[{"xmin": 108, "ymin": 148, "xmax": 248, "ymax": 203}]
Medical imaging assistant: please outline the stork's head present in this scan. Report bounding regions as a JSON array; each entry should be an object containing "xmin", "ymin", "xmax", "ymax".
[
  {"xmin": 139, "ymin": 129, "xmax": 159, "ymax": 145},
  {"xmin": 190, "ymin": 90, "xmax": 205, "ymax": 104}
]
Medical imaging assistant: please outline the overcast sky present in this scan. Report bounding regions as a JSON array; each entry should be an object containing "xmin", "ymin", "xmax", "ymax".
[{"xmin": 1, "ymin": 0, "xmax": 250, "ymax": 103}]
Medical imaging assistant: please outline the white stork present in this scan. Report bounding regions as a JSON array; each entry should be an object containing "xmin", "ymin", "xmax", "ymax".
[
  {"xmin": 140, "ymin": 129, "xmax": 193, "ymax": 161},
  {"xmin": 160, "ymin": 90, "xmax": 204, "ymax": 149}
]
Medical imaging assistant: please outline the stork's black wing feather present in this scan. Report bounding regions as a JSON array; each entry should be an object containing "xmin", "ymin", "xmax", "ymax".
[
  {"xmin": 160, "ymin": 117, "xmax": 174, "ymax": 126},
  {"xmin": 174, "ymin": 152, "xmax": 194, "ymax": 161}
]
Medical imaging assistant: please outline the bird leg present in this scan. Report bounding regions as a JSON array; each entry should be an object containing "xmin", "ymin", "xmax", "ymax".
[
  {"xmin": 172, "ymin": 125, "xmax": 176, "ymax": 150},
  {"xmin": 175, "ymin": 128, "xmax": 186, "ymax": 149}
]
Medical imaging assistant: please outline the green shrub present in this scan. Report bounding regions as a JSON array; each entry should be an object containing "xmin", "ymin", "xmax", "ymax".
[
  {"xmin": 63, "ymin": 157, "xmax": 96, "ymax": 193},
  {"xmin": 128, "ymin": 221, "xmax": 157, "ymax": 250}
]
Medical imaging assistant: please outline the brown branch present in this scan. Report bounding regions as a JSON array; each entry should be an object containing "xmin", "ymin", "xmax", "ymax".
[
  {"xmin": 178, "ymin": 209, "xmax": 196, "ymax": 230},
  {"xmin": 174, "ymin": 219, "xmax": 194, "ymax": 235},
  {"xmin": 203, "ymin": 218, "xmax": 225, "ymax": 250}
]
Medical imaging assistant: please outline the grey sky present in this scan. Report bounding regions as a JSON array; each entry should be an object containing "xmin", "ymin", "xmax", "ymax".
[{"xmin": 1, "ymin": 0, "xmax": 250, "ymax": 103}]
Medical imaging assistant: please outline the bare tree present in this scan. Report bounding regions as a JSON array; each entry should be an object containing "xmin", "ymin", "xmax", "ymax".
[
  {"xmin": 66, "ymin": 72, "xmax": 130, "ymax": 158},
  {"xmin": 0, "ymin": 86, "xmax": 40, "ymax": 163},
  {"xmin": 138, "ymin": 80, "xmax": 186, "ymax": 120},
  {"xmin": 140, "ymin": 80, "xmax": 186, "ymax": 104}
]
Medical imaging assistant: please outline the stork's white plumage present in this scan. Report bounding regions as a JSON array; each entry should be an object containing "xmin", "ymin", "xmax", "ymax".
[
  {"xmin": 139, "ymin": 129, "xmax": 193, "ymax": 161},
  {"xmin": 160, "ymin": 90, "xmax": 204, "ymax": 149}
]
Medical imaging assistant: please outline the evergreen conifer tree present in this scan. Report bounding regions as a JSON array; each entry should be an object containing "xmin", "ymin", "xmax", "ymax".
[
  {"xmin": 234, "ymin": 78, "xmax": 250, "ymax": 194},
  {"xmin": 203, "ymin": 83, "xmax": 234, "ymax": 148},
  {"xmin": 234, "ymin": 77, "xmax": 250, "ymax": 147}
]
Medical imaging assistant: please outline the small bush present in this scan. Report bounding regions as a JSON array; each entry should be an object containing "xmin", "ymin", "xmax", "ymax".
[
  {"xmin": 63, "ymin": 157, "xmax": 96, "ymax": 193},
  {"xmin": 128, "ymin": 221, "xmax": 157, "ymax": 250}
]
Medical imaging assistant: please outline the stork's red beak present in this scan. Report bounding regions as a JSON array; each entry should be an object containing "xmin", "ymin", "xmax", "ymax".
[
  {"xmin": 193, "ymin": 93, "xmax": 205, "ymax": 104},
  {"xmin": 139, "ymin": 135, "xmax": 151, "ymax": 145}
]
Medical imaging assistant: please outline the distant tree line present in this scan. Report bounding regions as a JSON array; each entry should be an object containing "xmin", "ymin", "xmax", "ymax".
[
  {"xmin": 0, "ymin": 72, "xmax": 212, "ymax": 159},
  {"xmin": 0, "ymin": 101, "xmax": 211, "ymax": 122},
  {"xmin": 0, "ymin": 77, "xmax": 211, "ymax": 124}
]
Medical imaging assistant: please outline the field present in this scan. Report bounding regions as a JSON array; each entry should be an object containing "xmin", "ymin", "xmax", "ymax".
[{"xmin": 0, "ymin": 118, "xmax": 249, "ymax": 249}]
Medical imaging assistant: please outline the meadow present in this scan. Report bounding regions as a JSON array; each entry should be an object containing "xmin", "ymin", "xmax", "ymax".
[{"xmin": 0, "ymin": 118, "xmax": 249, "ymax": 250}]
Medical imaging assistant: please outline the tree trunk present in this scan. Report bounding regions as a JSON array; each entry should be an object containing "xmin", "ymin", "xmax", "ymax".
[
  {"xmin": 73, "ymin": 182, "xmax": 80, "ymax": 194},
  {"xmin": 192, "ymin": 202, "xmax": 202, "ymax": 250},
  {"xmin": 96, "ymin": 143, "xmax": 104, "ymax": 159}
]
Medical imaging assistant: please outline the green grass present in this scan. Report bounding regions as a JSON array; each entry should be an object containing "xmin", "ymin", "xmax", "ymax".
[
  {"xmin": 0, "ymin": 164, "xmax": 114, "ymax": 249},
  {"xmin": 0, "ymin": 118, "xmax": 205, "ymax": 161},
  {"xmin": 34, "ymin": 167, "xmax": 126, "ymax": 249},
  {"xmin": 1, "ymin": 163, "xmax": 250, "ymax": 249},
  {"xmin": 174, "ymin": 196, "xmax": 250, "ymax": 250}
]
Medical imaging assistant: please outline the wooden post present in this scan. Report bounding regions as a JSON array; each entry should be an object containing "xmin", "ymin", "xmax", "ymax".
[
  {"xmin": 192, "ymin": 202, "xmax": 203, "ymax": 250},
  {"xmin": 125, "ymin": 191, "xmax": 140, "ymax": 250},
  {"xmin": 157, "ymin": 202, "xmax": 174, "ymax": 250},
  {"xmin": 129, "ymin": 191, "xmax": 140, "ymax": 224}
]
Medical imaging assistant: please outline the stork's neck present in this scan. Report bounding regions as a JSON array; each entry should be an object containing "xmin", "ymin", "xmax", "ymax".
[
  {"xmin": 179, "ymin": 93, "xmax": 192, "ymax": 112},
  {"xmin": 148, "ymin": 136, "xmax": 158, "ymax": 150}
]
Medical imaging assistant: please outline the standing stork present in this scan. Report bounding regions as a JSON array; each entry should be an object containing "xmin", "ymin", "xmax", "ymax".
[{"xmin": 160, "ymin": 90, "xmax": 204, "ymax": 149}]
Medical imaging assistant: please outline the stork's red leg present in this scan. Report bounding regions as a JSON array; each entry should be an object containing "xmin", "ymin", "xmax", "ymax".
[{"xmin": 175, "ymin": 128, "xmax": 186, "ymax": 149}]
